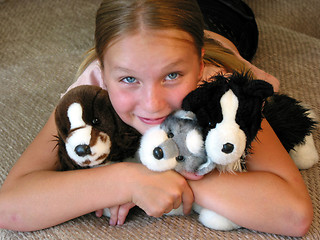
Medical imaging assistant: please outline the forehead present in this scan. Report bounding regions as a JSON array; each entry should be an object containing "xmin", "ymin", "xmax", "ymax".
[
  {"xmin": 107, "ymin": 28, "xmax": 196, "ymax": 50},
  {"xmin": 103, "ymin": 29, "xmax": 199, "ymax": 66}
]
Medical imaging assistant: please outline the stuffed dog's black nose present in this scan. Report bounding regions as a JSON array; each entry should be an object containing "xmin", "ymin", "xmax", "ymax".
[
  {"xmin": 75, "ymin": 144, "xmax": 92, "ymax": 156},
  {"xmin": 222, "ymin": 143, "xmax": 234, "ymax": 154},
  {"xmin": 153, "ymin": 147, "xmax": 164, "ymax": 160}
]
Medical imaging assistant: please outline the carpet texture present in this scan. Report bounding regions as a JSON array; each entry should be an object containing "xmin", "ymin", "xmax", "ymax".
[{"xmin": 0, "ymin": 0, "xmax": 319, "ymax": 239}]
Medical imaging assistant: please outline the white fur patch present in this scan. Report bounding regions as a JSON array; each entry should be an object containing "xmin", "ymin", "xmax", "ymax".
[
  {"xmin": 289, "ymin": 134, "xmax": 319, "ymax": 169},
  {"xmin": 66, "ymin": 103, "xmax": 111, "ymax": 167},
  {"xmin": 66, "ymin": 125, "xmax": 92, "ymax": 164},
  {"xmin": 139, "ymin": 125, "xmax": 177, "ymax": 171},
  {"xmin": 68, "ymin": 103, "xmax": 86, "ymax": 130},
  {"xmin": 205, "ymin": 90, "xmax": 246, "ymax": 165},
  {"xmin": 166, "ymin": 205, "xmax": 184, "ymax": 216},
  {"xmin": 221, "ymin": 89, "xmax": 238, "ymax": 122},
  {"xmin": 195, "ymin": 204, "xmax": 240, "ymax": 231},
  {"xmin": 186, "ymin": 129, "xmax": 204, "ymax": 155}
]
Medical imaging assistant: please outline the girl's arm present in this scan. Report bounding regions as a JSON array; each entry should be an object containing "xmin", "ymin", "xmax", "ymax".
[
  {"xmin": 189, "ymin": 119, "xmax": 313, "ymax": 237},
  {"xmin": 0, "ymin": 112, "xmax": 194, "ymax": 231}
]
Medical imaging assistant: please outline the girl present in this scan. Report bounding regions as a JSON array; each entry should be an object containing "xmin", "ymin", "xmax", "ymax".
[{"xmin": 0, "ymin": 0, "xmax": 312, "ymax": 236}]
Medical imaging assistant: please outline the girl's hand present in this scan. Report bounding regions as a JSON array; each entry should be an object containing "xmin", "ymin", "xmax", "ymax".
[
  {"xmin": 108, "ymin": 203, "xmax": 136, "ymax": 226},
  {"xmin": 126, "ymin": 164, "xmax": 194, "ymax": 218},
  {"xmin": 96, "ymin": 163, "xmax": 194, "ymax": 224}
]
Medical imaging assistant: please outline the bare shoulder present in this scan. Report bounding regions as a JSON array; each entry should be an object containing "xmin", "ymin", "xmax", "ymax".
[
  {"xmin": 204, "ymin": 30, "xmax": 280, "ymax": 91},
  {"xmin": 204, "ymin": 30, "xmax": 239, "ymax": 54}
]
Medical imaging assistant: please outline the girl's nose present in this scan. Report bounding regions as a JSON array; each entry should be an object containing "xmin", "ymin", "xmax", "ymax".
[{"xmin": 143, "ymin": 85, "xmax": 166, "ymax": 113}]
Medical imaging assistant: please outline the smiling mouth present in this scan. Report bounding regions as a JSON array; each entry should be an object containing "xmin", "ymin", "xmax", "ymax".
[{"xmin": 138, "ymin": 116, "xmax": 167, "ymax": 125}]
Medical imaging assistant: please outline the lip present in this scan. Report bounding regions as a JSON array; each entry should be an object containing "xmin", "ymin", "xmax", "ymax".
[{"xmin": 138, "ymin": 116, "xmax": 167, "ymax": 125}]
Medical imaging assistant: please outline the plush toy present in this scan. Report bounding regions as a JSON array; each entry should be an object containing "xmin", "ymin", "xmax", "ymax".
[
  {"xmin": 180, "ymin": 71, "xmax": 318, "ymax": 230},
  {"xmin": 137, "ymin": 109, "xmax": 214, "ymax": 216},
  {"xmin": 182, "ymin": 72, "xmax": 318, "ymax": 172},
  {"xmin": 54, "ymin": 85, "xmax": 141, "ymax": 171},
  {"xmin": 138, "ymin": 109, "xmax": 214, "ymax": 179}
]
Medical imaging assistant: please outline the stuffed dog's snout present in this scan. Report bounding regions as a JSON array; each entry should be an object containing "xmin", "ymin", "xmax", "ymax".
[{"xmin": 152, "ymin": 138, "xmax": 179, "ymax": 161}]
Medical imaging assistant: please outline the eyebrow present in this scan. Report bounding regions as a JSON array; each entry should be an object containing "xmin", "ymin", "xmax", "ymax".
[
  {"xmin": 112, "ymin": 66, "xmax": 137, "ymax": 74},
  {"xmin": 113, "ymin": 59, "xmax": 187, "ymax": 74}
]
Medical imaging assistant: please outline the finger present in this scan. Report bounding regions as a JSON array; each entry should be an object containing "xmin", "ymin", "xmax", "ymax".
[
  {"xmin": 173, "ymin": 195, "xmax": 182, "ymax": 210},
  {"xmin": 117, "ymin": 203, "xmax": 136, "ymax": 225},
  {"xmin": 182, "ymin": 185, "xmax": 194, "ymax": 215},
  {"xmin": 163, "ymin": 203, "xmax": 174, "ymax": 214},
  {"xmin": 108, "ymin": 206, "xmax": 120, "ymax": 226},
  {"xmin": 95, "ymin": 209, "xmax": 104, "ymax": 218}
]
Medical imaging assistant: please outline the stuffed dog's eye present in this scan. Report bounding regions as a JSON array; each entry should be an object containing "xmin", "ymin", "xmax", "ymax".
[
  {"xmin": 168, "ymin": 132, "xmax": 174, "ymax": 138},
  {"xmin": 176, "ymin": 155, "xmax": 184, "ymax": 162},
  {"xmin": 92, "ymin": 118, "xmax": 100, "ymax": 125},
  {"xmin": 208, "ymin": 122, "xmax": 215, "ymax": 128}
]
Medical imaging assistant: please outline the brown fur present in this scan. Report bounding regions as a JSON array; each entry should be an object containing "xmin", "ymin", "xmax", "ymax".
[{"xmin": 55, "ymin": 85, "xmax": 141, "ymax": 171}]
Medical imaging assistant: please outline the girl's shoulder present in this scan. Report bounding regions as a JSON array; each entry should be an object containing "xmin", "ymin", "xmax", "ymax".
[{"xmin": 65, "ymin": 59, "xmax": 107, "ymax": 94}]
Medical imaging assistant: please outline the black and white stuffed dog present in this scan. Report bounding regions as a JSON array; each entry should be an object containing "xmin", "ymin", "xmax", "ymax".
[
  {"xmin": 183, "ymin": 72, "xmax": 273, "ymax": 172},
  {"xmin": 182, "ymin": 72, "xmax": 318, "ymax": 172},
  {"xmin": 180, "ymin": 71, "xmax": 318, "ymax": 230}
]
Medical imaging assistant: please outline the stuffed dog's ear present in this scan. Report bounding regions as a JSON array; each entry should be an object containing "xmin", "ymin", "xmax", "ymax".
[
  {"xmin": 55, "ymin": 85, "xmax": 102, "ymax": 140},
  {"xmin": 182, "ymin": 77, "xmax": 228, "ymax": 112},
  {"xmin": 228, "ymin": 71, "xmax": 274, "ymax": 100},
  {"xmin": 173, "ymin": 110, "xmax": 197, "ymax": 121},
  {"xmin": 244, "ymin": 80, "xmax": 274, "ymax": 99}
]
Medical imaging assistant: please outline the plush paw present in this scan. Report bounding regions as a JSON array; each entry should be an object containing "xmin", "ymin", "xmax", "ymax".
[
  {"xmin": 195, "ymin": 205, "xmax": 240, "ymax": 231},
  {"xmin": 290, "ymin": 134, "xmax": 319, "ymax": 169},
  {"xmin": 103, "ymin": 208, "xmax": 111, "ymax": 217},
  {"xmin": 196, "ymin": 160, "xmax": 216, "ymax": 176},
  {"xmin": 165, "ymin": 204, "xmax": 184, "ymax": 216}
]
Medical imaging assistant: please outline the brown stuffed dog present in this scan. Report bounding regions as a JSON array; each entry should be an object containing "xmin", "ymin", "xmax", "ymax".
[{"xmin": 55, "ymin": 85, "xmax": 141, "ymax": 171}]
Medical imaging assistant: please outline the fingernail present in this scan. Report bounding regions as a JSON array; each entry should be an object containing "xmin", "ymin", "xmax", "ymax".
[
  {"xmin": 117, "ymin": 220, "xmax": 123, "ymax": 225},
  {"xmin": 109, "ymin": 219, "xmax": 115, "ymax": 226}
]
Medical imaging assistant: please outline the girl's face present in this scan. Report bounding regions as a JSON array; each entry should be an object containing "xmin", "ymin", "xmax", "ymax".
[{"xmin": 102, "ymin": 29, "xmax": 204, "ymax": 134}]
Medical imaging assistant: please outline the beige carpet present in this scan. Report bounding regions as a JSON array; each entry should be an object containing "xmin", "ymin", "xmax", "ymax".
[{"xmin": 0, "ymin": 0, "xmax": 319, "ymax": 239}]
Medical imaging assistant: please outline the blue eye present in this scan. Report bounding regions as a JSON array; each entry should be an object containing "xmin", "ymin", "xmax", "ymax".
[
  {"xmin": 166, "ymin": 72, "xmax": 179, "ymax": 81},
  {"xmin": 121, "ymin": 76, "xmax": 136, "ymax": 84}
]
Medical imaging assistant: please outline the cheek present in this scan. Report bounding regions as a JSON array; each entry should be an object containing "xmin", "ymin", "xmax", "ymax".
[
  {"xmin": 171, "ymin": 82, "xmax": 199, "ymax": 108},
  {"xmin": 108, "ymin": 89, "xmax": 135, "ymax": 118},
  {"xmin": 103, "ymin": 73, "xmax": 135, "ymax": 119}
]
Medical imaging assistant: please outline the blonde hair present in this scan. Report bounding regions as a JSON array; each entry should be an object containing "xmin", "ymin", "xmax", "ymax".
[{"xmin": 76, "ymin": 0, "xmax": 249, "ymax": 79}]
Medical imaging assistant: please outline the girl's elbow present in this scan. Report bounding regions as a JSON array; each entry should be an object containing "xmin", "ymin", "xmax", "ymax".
[
  {"xmin": 289, "ymin": 198, "xmax": 313, "ymax": 237},
  {"xmin": 0, "ymin": 194, "xmax": 27, "ymax": 232}
]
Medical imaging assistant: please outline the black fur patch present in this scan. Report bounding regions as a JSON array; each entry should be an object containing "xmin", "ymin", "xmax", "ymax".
[{"xmin": 263, "ymin": 94, "xmax": 317, "ymax": 152}]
